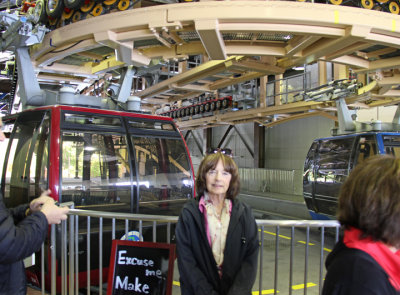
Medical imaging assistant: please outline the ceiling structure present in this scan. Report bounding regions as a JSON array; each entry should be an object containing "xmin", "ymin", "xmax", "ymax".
[{"xmin": 20, "ymin": 1, "xmax": 400, "ymax": 129}]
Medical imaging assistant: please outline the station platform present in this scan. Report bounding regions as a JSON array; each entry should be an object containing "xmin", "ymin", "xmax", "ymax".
[{"xmin": 27, "ymin": 286, "xmax": 42, "ymax": 294}]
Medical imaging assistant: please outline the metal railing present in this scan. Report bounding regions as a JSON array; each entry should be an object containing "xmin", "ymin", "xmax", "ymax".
[{"xmin": 34, "ymin": 209, "xmax": 340, "ymax": 295}]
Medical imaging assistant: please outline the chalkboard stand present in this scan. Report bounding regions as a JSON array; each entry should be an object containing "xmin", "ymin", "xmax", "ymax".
[{"xmin": 107, "ymin": 240, "xmax": 176, "ymax": 295}]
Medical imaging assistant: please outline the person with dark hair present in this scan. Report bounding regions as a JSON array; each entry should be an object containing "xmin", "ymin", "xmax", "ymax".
[
  {"xmin": 0, "ymin": 117, "xmax": 69, "ymax": 294},
  {"xmin": 322, "ymin": 155, "xmax": 400, "ymax": 295},
  {"xmin": 175, "ymin": 148, "xmax": 259, "ymax": 295}
]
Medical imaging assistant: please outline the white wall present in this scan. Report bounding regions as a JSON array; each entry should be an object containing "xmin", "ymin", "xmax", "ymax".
[
  {"xmin": 265, "ymin": 116, "xmax": 334, "ymax": 170},
  {"xmin": 356, "ymin": 105, "xmax": 397, "ymax": 123}
]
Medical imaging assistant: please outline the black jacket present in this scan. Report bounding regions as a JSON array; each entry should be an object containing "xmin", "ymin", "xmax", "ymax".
[
  {"xmin": 175, "ymin": 197, "xmax": 259, "ymax": 295},
  {"xmin": 0, "ymin": 193, "xmax": 48, "ymax": 295},
  {"xmin": 322, "ymin": 239, "xmax": 400, "ymax": 295}
]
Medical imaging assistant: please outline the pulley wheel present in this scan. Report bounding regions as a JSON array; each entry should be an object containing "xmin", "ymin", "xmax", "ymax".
[
  {"xmin": 117, "ymin": 0, "xmax": 129, "ymax": 10},
  {"xmin": 210, "ymin": 101, "xmax": 216, "ymax": 111},
  {"xmin": 91, "ymin": 3, "xmax": 103, "ymax": 16},
  {"xmin": 63, "ymin": 0, "xmax": 85, "ymax": 9},
  {"xmin": 71, "ymin": 10, "xmax": 82, "ymax": 22},
  {"xmin": 389, "ymin": 1, "xmax": 400, "ymax": 13},
  {"xmin": 46, "ymin": 0, "xmax": 65, "ymax": 18},
  {"xmin": 329, "ymin": 0, "xmax": 343, "ymax": 4},
  {"xmin": 62, "ymin": 7, "xmax": 74, "ymax": 19},
  {"xmin": 222, "ymin": 98, "xmax": 229, "ymax": 109},
  {"xmin": 103, "ymin": 0, "xmax": 117, "ymax": 5},
  {"xmin": 32, "ymin": 0, "xmax": 46, "ymax": 24},
  {"xmin": 361, "ymin": 0, "xmax": 374, "ymax": 9},
  {"xmin": 48, "ymin": 16, "xmax": 58, "ymax": 27},
  {"xmin": 81, "ymin": 0, "xmax": 95, "ymax": 12}
]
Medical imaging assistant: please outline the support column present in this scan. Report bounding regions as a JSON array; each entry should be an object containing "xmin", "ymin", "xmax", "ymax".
[
  {"xmin": 178, "ymin": 60, "xmax": 187, "ymax": 74},
  {"xmin": 318, "ymin": 61, "xmax": 327, "ymax": 85},
  {"xmin": 259, "ymin": 75, "xmax": 267, "ymax": 108},
  {"xmin": 203, "ymin": 128, "xmax": 212, "ymax": 155},
  {"xmin": 274, "ymin": 74, "xmax": 283, "ymax": 106},
  {"xmin": 253, "ymin": 123, "xmax": 265, "ymax": 168}
]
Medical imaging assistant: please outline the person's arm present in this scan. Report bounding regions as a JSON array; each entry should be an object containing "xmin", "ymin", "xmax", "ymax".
[
  {"xmin": 175, "ymin": 211, "xmax": 220, "ymax": 295},
  {"xmin": 0, "ymin": 200, "xmax": 48, "ymax": 264},
  {"xmin": 0, "ymin": 191, "xmax": 69, "ymax": 264},
  {"xmin": 8, "ymin": 203, "xmax": 30, "ymax": 223},
  {"xmin": 31, "ymin": 191, "xmax": 69, "ymax": 225},
  {"xmin": 227, "ymin": 208, "xmax": 259, "ymax": 295}
]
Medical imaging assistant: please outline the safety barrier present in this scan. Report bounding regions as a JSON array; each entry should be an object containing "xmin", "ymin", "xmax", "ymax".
[{"xmin": 32, "ymin": 209, "xmax": 340, "ymax": 295}]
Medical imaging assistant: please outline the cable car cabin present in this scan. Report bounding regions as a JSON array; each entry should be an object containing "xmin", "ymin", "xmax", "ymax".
[
  {"xmin": 303, "ymin": 132, "xmax": 400, "ymax": 220},
  {"xmin": 0, "ymin": 105, "xmax": 194, "ymax": 290}
]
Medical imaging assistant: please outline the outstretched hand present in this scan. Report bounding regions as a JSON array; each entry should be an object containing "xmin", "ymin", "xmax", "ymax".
[
  {"xmin": 29, "ymin": 189, "xmax": 53, "ymax": 212},
  {"xmin": 41, "ymin": 199, "xmax": 69, "ymax": 225},
  {"xmin": 30, "ymin": 189, "xmax": 69, "ymax": 224}
]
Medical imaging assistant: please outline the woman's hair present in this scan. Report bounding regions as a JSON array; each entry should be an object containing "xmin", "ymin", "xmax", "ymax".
[
  {"xmin": 196, "ymin": 152, "xmax": 240, "ymax": 200},
  {"xmin": 338, "ymin": 154, "xmax": 400, "ymax": 246}
]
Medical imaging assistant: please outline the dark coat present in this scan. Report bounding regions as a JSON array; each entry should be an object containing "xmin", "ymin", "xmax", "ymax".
[
  {"xmin": 0, "ymin": 193, "xmax": 48, "ymax": 295},
  {"xmin": 322, "ymin": 239, "xmax": 400, "ymax": 295},
  {"xmin": 175, "ymin": 197, "xmax": 259, "ymax": 295}
]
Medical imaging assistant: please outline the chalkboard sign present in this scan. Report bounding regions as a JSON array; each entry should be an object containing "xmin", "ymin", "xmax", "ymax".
[{"xmin": 107, "ymin": 240, "xmax": 176, "ymax": 295}]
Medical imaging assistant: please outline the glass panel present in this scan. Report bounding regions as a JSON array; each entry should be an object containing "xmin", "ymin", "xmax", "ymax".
[
  {"xmin": 317, "ymin": 138, "xmax": 354, "ymax": 176},
  {"xmin": 29, "ymin": 117, "xmax": 50, "ymax": 199},
  {"xmin": 127, "ymin": 119, "xmax": 175, "ymax": 131},
  {"xmin": 303, "ymin": 141, "xmax": 318, "ymax": 213},
  {"xmin": 303, "ymin": 141, "xmax": 317, "ymax": 183},
  {"xmin": 132, "ymin": 136, "xmax": 192, "ymax": 215},
  {"xmin": 61, "ymin": 132, "xmax": 132, "ymax": 212},
  {"xmin": 3, "ymin": 112, "xmax": 48, "ymax": 207},
  {"xmin": 383, "ymin": 135, "xmax": 400, "ymax": 156},
  {"xmin": 354, "ymin": 135, "xmax": 377, "ymax": 165},
  {"xmin": 64, "ymin": 113, "xmax": 122, "ymax": 128},
  {"xmin": 0, "ymin": 120, "xmax": 14, "ymax": 186},
  {"xmin": 314, "ymin": 137, "xmax": 354, "ymax": 216}
]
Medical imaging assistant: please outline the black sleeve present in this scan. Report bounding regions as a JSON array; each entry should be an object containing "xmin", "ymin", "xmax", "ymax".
[
  {"xmin": 175, "ymin": 209, "xmax": 220, "ymax": 295},
  {"xmin": 227, "ymin": 205, "xmax": 259, "ymax": 295},
  {"xmin": 9, "ymin": 203, "xmax": 30, "ymax": 223},
  {"xmin": 0, "ymin": 200, "xmax": 48, "ymax": 264}
]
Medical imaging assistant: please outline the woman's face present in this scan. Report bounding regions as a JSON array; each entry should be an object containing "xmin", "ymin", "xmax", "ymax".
[{"xmin": 205, "ymin": 159, "xmax": 232, "ymax": 198}]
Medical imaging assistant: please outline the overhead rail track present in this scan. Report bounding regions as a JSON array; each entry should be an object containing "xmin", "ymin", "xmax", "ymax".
[{"xmin": 16, "ymin": 1, "xmax": 400, "ymax": 128}]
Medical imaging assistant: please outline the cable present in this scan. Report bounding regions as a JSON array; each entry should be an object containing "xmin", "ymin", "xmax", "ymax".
[{"xmin": 50, "ymin": 39, "xmax": 84, "ymax": 53}]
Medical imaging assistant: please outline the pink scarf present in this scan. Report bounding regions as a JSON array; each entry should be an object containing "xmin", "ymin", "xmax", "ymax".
[{"xmin": 344, "ymin": 227, "xmax": 400, "ymax": 290}]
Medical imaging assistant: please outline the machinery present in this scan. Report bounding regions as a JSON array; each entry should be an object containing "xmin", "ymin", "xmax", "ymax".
[
  {"xmin": 302, "ymin": 84, "xmax": 400, "ymax": 220},
  {"xmin": 0, "ymin": 11, "xmax": 194, "ymax": 292}
]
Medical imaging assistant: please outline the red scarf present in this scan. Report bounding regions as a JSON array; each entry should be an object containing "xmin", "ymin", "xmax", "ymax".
[{"xmin": 344, "ymin": 227, "xmax": 400, "ymax": 290}]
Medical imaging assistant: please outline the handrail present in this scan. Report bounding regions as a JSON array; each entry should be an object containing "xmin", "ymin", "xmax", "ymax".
[
  {"xmin": 68, "ymin": 208, "xmax": 179, "ymax": 223},
  {"xmin": 69, "ymin": 208, "xmax": 340, "ymax": 227},
  {"xmin": 256, "ymin": 219, "xmax": 340, "ymax": 227}
]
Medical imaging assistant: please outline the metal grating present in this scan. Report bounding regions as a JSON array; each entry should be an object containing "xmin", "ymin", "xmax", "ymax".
[
  {"xmin": 178, "ymin": 31, "xmax": 200, "ymax": 42},
  {"xmin": 256, "ymin": 32, "xmax": 292, "ymax": 41},
  {"xmin": 59, "ymin": 55, "xmax": 92, "ymax": 66},
  {"xmin": 133, "ymin": 39, "xmax": 163, "ymax": 49},
  {"xmin": 223, "ymin": 32, "xmax": 254, "ymax": 41}
]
